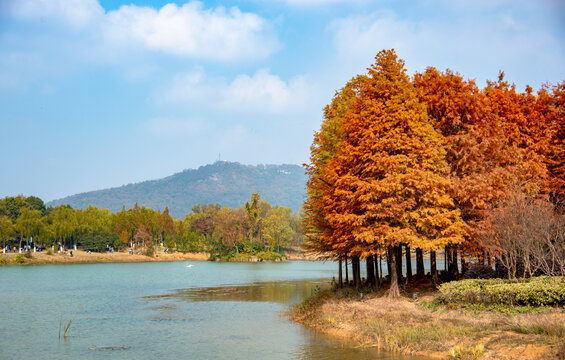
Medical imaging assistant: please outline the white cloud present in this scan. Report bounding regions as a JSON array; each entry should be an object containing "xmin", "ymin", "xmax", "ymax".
[
  {"xmin": 159, "ymin": 66, "xmax": 220, "ymax": 104},
  {"xmin": 5, "ymin": 0, "xmax": 278, "ymax": 62},
  {"xmin": 330, "ymin": 11, "xmax": 416, "ymax": 64},
  {"xmin": 159, "ymin": 67, "xmax": 313, "ymax": 114},
  {"xmin": 222, "ymin": 69, "xmax": 310, "ymax": 113},
  {"xmin": 103, "ymin": 2, "xmax": 278, "ymax": 61},
  {"xmin": 329, "ymin": 9, "xmax": 565, "ymax": 89}
]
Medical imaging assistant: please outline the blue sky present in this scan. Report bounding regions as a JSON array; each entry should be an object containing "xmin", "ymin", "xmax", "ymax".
[{"xmin": 1, "ymin": 0, "xmax": 564, "ymax": 202}]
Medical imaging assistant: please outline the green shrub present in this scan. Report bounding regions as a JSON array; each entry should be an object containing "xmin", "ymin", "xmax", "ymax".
[
  {"xmin": 112, "ymin": 237, "xmax": 127, "ymax": 251},
  {"xmin": 165, "ymin": 238, "xmax": 175, "ymax": 250},
  {"xmin": 13, "ymin": 254, "xmax": 25, "ymax": 264},
  {"xmin": 78, "ymin": 230, "xmax": 120, "ymax": 252},
  {"xmin": 242, "ymin": 241, "xmax": 266, "ymax": 255},
  {"xmin": 231, "ymin": 253, "xmax": 253, "ymax": 262},
  {"xmin": 439, "ymin": 276, "xmax": 565, "ymax": 307},
  {"xmin": 0, "ymin": 257, "xmax": 8, "ymax": 265},
  {"xmin": 257, "ymin": 251, "xmax": 286, "ymax": 261},
  {"xmin": 177, "ymin": 231, "xmax": 208, "ymax": 253}
]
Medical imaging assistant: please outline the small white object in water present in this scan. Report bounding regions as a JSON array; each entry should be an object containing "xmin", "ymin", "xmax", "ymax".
[{"xmin": 186, "ymin": 264, "xmax": 194, "ymax": 268}]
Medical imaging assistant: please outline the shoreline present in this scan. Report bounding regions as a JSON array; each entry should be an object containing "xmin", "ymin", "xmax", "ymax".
[
  {"xmin": 290, "ymin": 282, "xmax": 564, "ymax": 360},
  {"xmin": 0, "ymin": 249, "xmax": 209, "ymax": 265},
  {"xmin": 0, "ymin": 249, "xmax": 317, "ymax": 266}
]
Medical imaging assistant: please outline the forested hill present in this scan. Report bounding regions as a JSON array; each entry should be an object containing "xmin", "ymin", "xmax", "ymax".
[{"xmin": 47, "ymin": 162, "xmax": 307, "ymax": 218}]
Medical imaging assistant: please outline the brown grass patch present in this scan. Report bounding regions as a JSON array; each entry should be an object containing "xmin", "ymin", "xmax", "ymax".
[{"xmin": 291, "ymin": 287, "xmax": 564, "ymax": 359}]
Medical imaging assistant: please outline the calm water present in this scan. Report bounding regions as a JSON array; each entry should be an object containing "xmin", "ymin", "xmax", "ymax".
[{"xmin": 0, "ymin": 261, "xmax": 421, "ymax": 359}]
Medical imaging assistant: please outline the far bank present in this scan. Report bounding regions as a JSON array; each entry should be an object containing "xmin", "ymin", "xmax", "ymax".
[
  {"xmin": 0, "ymin": 248, "xmax": 317, "ymax": 266},
  {"xmin": 0, "ymin": 249, "xmax": 207, "ymax": 265}
]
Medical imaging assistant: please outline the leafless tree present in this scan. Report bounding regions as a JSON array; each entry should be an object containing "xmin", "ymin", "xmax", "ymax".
[{"xmin": 481, "ymin": 191, "xmax": 565, "ymax": 278}]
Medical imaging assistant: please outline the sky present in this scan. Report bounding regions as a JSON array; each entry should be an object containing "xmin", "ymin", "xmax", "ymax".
[{"xmin": 1, "ymin": 0, "xmax": 564, "ymax": 203}]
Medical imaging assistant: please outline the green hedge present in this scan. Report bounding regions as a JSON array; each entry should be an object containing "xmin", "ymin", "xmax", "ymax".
[{"xmin": 439, "ymin": 276, "xmax": 565, "ymax": 307}]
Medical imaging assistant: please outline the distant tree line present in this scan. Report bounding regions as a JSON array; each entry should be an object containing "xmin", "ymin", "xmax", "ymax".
[{"xmin": 0, "ymin": 193, "xmax": 304, "ymax": 260}]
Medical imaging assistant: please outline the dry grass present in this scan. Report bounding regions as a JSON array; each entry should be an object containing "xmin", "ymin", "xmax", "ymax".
[
  {"xmin": 291, "ymin": 287, "xmax": 565, "ymax": 359},
  {"xmin": 504, "ymin": 313, "xmax": 565, "ymax": 337},
  {"xmin": 0, "ymin": 249, "xmax": 208, "ymax": 265}
]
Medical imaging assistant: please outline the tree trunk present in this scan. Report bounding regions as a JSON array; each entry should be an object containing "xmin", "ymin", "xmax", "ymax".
[
  {"xmin": 395, "ymin": 245, "xmax": 403, "ymax": 282},
  {"xmin": 388, "ymin": 246, "xmax": 400, "ymax": 298},
  {"xmin": 351, "ymin": 256, "xmax": 357, "ymax": 287},
  {"xmin": 416, "ymin": 248, "xmax": 425, "ymax": 278},
  {"xmin": 445, "ymin": 245, "xmax": 451, "ymax": 272},
  {"xmin": 351, "ymin": 256, "xmax": 357, "ymax": 288},
  {"xmin": 461, "ymin": 250, "xmax": 467, "ymax": 275},
  {"xmin": 386, "ymin": 247, "xmax": 392, "ymax": 279},
  {"xmin": 338, "ymin": 259, "xmax": 343, "ymax": 288},
  {"xmin": 345, "ymin": 255, "xmax": 349, "ymax": 285},
  {"xmin": 354, "ymin": 256, "xmax": 361, "ymax": 288},
  {"xmin": 405, "ymin": 245, "xmax": 412, "ymax": 283},
  {"xmin": 451, "ymin": 247, "xmax": 459, "ymax": 276},
  {"xmin": 366, "ymin": 256, "xmax": 375, "ymax": 288},
  {"xmin": 374, "ymin": 255, "xmax": 380, "ymax": 288},
  {"xmin": 430, "ymin": 250, "xmax": 438, "ymax": 286},
  {"xmin": 378, "ymin": 254, "xmax": 383, "ymax": 286}
]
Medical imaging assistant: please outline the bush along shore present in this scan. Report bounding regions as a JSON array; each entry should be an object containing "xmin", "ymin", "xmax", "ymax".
[{"xmin": 291, "ymin": 276, "xmax": 565, "ymax": 360}]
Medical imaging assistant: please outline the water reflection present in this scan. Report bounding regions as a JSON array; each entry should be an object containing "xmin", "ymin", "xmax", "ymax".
[
  {"xmin": 295, "ymin": 330, "xmax": 421, "ymax": 360},
  {"xmin": 141, "ymin": 279, "xmax": 425, "ymax": 360},
  {"xmin": 144, "ymin": 302, "xmax": 192, "ymax": 322},
  {"xmin": 142, "ymin": 278, "xmax": 329, "ymax": 304}
]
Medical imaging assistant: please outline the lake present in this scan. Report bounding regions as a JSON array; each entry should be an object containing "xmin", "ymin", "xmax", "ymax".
[{"xmin": 0, "ymin": 261, "xmax": 422, "ymax": 359}]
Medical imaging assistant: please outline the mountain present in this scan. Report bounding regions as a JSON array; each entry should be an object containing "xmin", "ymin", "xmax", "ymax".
[{"xmin": 47, "ymin": 162, "xmax": 308, "ymax": 218}]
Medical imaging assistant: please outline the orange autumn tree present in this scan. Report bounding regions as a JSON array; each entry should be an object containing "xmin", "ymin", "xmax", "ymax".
[
  {"xmin": 482, "ymin": 74, "xmax": 548, "ymax": 196},
  {"xmin": 303, "ymin": 76, "xmax": 365, "ymax": 262},
  {"xmin": 310, "ymin": 50, "xmax": 465, "ymax": 297},
  {"xmin": 413, "ymin": 68, "xmax": 547, "ymax": 267},
  {"xmin": 306, "ymin": 49, "xmax": 562, "ymax": 294},
  {"xmin": 538, "ymin": 81, "xmax": 565, "ymax": 201}
]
